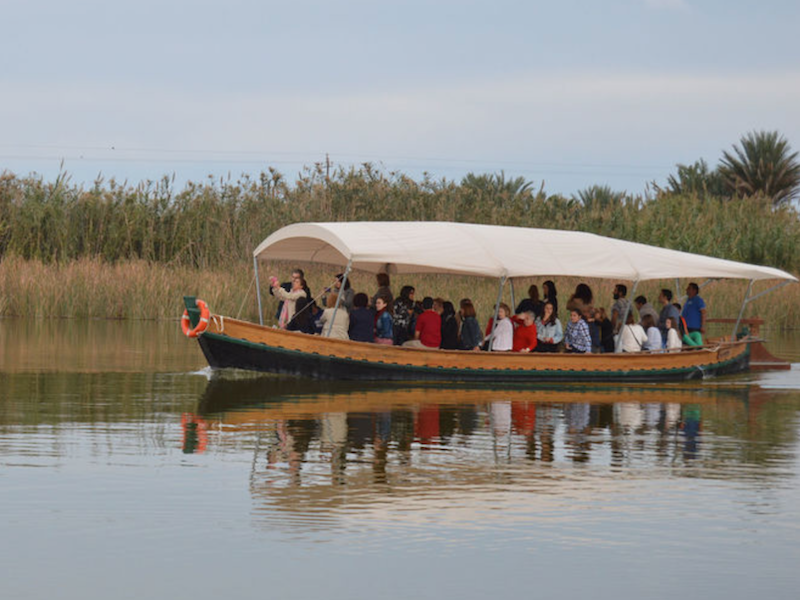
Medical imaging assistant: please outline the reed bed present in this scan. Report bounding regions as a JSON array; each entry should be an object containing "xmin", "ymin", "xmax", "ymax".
[
  {"xmin": 1, "ymin": 166, "xmax": 799, "ymax": 328},
  {"xmin": 1, "ymin": 256, "xmax": 798, "ymax": 331}
]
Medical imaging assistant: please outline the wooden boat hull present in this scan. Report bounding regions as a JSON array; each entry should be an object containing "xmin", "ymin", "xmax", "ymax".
[{"xmin": 196, "ymin": 315, "xmax": 751, "ymax": 383}]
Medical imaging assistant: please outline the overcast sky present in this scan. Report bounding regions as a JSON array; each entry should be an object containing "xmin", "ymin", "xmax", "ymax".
[{"xmin": 2, "ymin": 0, "xmax": 799, "ymax": 195}]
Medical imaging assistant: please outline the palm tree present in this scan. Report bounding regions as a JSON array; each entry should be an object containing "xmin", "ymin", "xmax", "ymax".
[
  {"xmin": 574, "ymin": 185, "xmax": 625, "ymax": 210},
  {"xmin": 718, "ymin": 131, "xmax": 800, "ymax": 206},
  {"xmin": 664, "ymin": 159, "xmax": 726, "ymax": 197}
]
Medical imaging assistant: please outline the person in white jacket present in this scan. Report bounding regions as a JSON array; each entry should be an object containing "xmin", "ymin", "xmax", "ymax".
[
  {"xmin": 616, "ymin": 312, "xmax": 648, "ymax": 353},
  {"xmin": 665, "ymin": 317, "xmax": 683, "ymax": 351},
  {"xmin": 485, "ymin": 304, "xmax": 513, "ymax": 351}
]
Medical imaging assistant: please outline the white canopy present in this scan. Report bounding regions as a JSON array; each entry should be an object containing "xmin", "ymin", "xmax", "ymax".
[{"xmin": 253, "ymin": 221, "xmax": 798, "ymax": 282}]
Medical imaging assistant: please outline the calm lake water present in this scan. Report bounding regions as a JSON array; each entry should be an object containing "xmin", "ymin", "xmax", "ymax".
[{"xmin": 2, "ymin": 319, "xmax": 800, "ymax": 600}]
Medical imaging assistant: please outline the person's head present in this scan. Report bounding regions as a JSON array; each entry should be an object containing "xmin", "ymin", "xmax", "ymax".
[
  {"xmin": 542, "ymin": 301, "xmax": 555, "ymax": 323},
  {"xmin": 460, "ymin": 300, "xmax": 476, "ymax": 319},
  {"xmin": 422, "ymin": 296, "xmax": 434, "ymax": 310},
  {"xmin": 574, "ymin": 283, "xmax": 593, "ymax": 304},
  {"xmin": 527, "ymin": 284, "xmax": 539, "ymax": 302},
  {"xmin": 584, "ymin": 306, "xmax": 596, "ymax": 321},
  {"xmin": 326, "ymin": 293, "xmax": 339, "ymax": 308},
  {"xmin": 642, "ymin": 314, "xmax": 656, "ymax": 329},
  {"xmin": 687, "ymin": 282, "xmax": 699, "ymax": 297},
  {"xmin": 442, "ymin": 301, "xmax": 455, "ymax": 318},
  {"xmin": 498, "ymin": 303, "xmax": 511, "ymax": 320},
  {"xmin": 659, "ymin": 288, "xmax": 673, "ymax": 304},
  {"xmin": 335, "ymin": 273, "xmax": 351, "ymax": 290},
  {"xmin": 376, "ymin": 272, "xmax": 390, "ymax": 288},
  {"xmin": 433, "ymin": 298, "xmax": 445, "ymax": 314},
  {"xmin": 291, "ymin": 276, "xmax": 305, "ymax": 291},
  {"xmin": 400, "ymin": 285, "xmax": 415, "ymax": 301},
  {"xmin": 569, "ymin": 309, "xmax": 582, "ymax": 323},
  {"xmin": 614, "ymin": 283, "xmax": 627, "ymax": 299},
  {"xmin": 634, "ymin": 295, "xmax": 647, "ymax": 308},
  {"xmin": 291, "ymin": 268, "xmax": 305, "ymax": 280},
  {"xmin": 665, "ymin": 316, "xmax": 676, "ymax": 330},
  {"xmin": 543, "ymin": 280, "xmax": 557, "ymax": 298},
  {"xmin": 625, "ymin": 311, "xmax": 636, "ymax": 325},
  {"xmin": 375, "ymin": 295, "xmax": 391, "ymax": 313},
  {"xmin": 353, "ymin": 292, "xmax": 369, "ymax": 308},
  {"xmin": 521, "ymin": 311, "xmax": 535, "ymax": 326}
]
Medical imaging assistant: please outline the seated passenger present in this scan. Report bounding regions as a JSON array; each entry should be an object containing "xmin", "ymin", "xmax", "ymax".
[
  {"xmin": 440, "ymin": 301, "xmax": 459, "ymax": 350},
  {"xmin": 403, "ymin": 297, "xmax": 442, "ymax": 348},
  {"xmin": 595, "ymin": 307, "xmax": 615, "ymax": 353},
  {"xmin": 564, "ymin": 308, "xmax": 592, "ymax": 354},
  {"xmin": 392, "ymin": 285, "xmax": 416, "ymax": 345},
  {"xmin": 374, "ymin": 296, "xmax": 394, "ymax": 345},
  {"xmin": 641, "ymin": 314, "xmax": 662, "ymax": 352},
  {"xmin": 319, "ymin": 293, "xmax": 350, "ymax": 340},
  {"xmin": 616, "ymin": 312, "xmax": 648, "ymax": 353},
  {"xmin": 458, "ymin": 299, "xmax": 483, "ymax": 351},
  {"xmin": 348, "ymin": 292, "xmax": 375, "ymax": 343},
  {"xmin": 484, "ymin": 303, "xmax": 513, "ymax": 351},
  {"xmin": 535, "ymin": 301, "xmax": 563, "ymax": 353},
  {"xmin": 511, "ymin": 311, "xmax": 538, "ymax": 352},
  {"xmin": 664, "ymin": 317, "xmax": 682, "ymax": 351}
]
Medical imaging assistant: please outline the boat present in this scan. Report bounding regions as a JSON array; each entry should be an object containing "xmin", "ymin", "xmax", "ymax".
[{"xmin": 183, "ymin": 222, "xmax": 797, "ymax": 382}]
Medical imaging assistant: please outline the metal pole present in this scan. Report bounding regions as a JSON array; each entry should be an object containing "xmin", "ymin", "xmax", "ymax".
[
  {"xmin": 488, "ymin": 275, "xmax": 507, "ymax": 351},
  {"xmin": 253, "ymin": 255, "xmax": 264, "ymax": 326},
  {"xmin": 614, "ymin": 280, "xmax": 639, "ymax": 353},
  {"xmin": 510, "ymin": 279, "xmax": 516, "ymax": 314},
  {"xmin": 731, "ymin": 279, "xmax": 754, "ymax": 341},
  {"xmin": 327, "ymin": 261, "xmax": 352, "ymax": 337}
]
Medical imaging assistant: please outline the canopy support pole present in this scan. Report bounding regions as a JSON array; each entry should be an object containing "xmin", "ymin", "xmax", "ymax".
[
  {"xmin": 253, "ymin": 255, "xmax": 264, "ymax": 326},
  {"xmin": 327, "ymin": 261, "xmax": 352, "ymax": 337},
  {"xmin": 731, "ymin": 279, "xmax": 754, "ymax": 341},
  {"xmin": 488, "ymin": 275, "xmax": 507, "ymax": 352},
  {"xmin": 614, "ymin": 280, "xmax": 640, "ymax": 353},
  {"xmin": 510, "ymin": 279, "xmax": 516, "ymax": 314}
]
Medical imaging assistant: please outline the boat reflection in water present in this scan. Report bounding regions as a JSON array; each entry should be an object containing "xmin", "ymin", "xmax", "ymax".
[{"xmin": 191, "ymin": 376, "xmax": 797, "ymax": 537}]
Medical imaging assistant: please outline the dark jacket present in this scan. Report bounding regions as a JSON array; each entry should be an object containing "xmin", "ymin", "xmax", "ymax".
[{"xmin": 348, "ymin": 307, "xmax": 376, "ymax": 342}]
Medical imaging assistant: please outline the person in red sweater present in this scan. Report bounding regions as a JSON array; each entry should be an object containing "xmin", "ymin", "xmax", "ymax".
[
  {"xmin": 403, "ymin": 296, "xmax": 443, "ymax": 348},
  {"xmin": 511, "ymin": 311, "xmax": 538, "ymax": 353}
]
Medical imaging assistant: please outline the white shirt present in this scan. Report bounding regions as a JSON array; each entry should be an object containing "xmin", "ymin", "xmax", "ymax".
[
  {"xmin": 486, "ymin": 318, "xmax": 513, "ymax": 351},
  {"xmin": 617, "ymin": 323, "xmax": 647, "ymax": 353},
  {"xmin": 644, "ymin": 326, "xmax": 662, "ymax": 352},
  {"xmin": 666, "ymin": 328, "xmax": 682, "ymax": 351}
]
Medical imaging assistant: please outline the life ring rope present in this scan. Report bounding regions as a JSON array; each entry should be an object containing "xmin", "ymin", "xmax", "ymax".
[{"xmin": 181, "ymin": 299, "xmax": 211, "ymax": 338}]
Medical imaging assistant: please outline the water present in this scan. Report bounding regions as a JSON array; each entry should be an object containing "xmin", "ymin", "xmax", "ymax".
[{"xmin": 2, "ymin": 319, "xmax": 800, "ymax": 600}]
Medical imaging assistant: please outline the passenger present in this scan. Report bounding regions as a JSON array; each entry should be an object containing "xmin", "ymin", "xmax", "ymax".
[
  {"xmin": 404, "ymin": 297, "xmax": 442, "ymax": 348},
  {"xmin": 610, "ymin": 283, "xmax": 631, "ymax": 334},
  {"xmin": 392, "ymin": 285, "xmax": 416, "ymax": 345},
  {"xmin": 616, "ymin": 312, "xmax": 648, "ymax": 353},
  {"xmin": 331, "ymin": 273, "xmax": 354, "ymax": 312},
  {"xmin": 484, "ymin": 303, "xmax": 513, "ymax": 351},
  {"xmin": 319, "ymin": 293, "xmax": 350, "ymax": 340},
  {"xmin": 595, "ymin": 307, "xmax": 615, "ymax": 353},
  {"xmin": 440, "ymin": 301, "xmax": 459, "ymax": 350},
  {"xmin": 657, "ymin": 289, "xmax": 681, "ymax": 344},
  {"xmin": 348, "ymin": 292, "xmax": 375, "ymax": 343},
  {"xmin": 511, "ymin": 311, "xmax": 538, "ymax": 353},
  {"xmin": 270, "ymin": 273, "xmax": 309, "ymax": 329},
  {"xmin": 269, "ymin": 268, "xmax": 309, "ymax": 321},
  {"xmin": 634, "ymin": 295, "xmax": 659, "ymax": 326},
  {"xmin": 542, "ymin": 280, "xmax": 558, "ymax": 317},
  {"xmin": 288, "ymin": 295, "xmax": 313, "ymax": 334},
  {"xmin": 682, "ymin": 282, "xmax": 707, "ymax": 337},
  {"xmin": 515, "ymin": 284, "xmax": 544, "ymax": 319},
  {"xmin": 566, "ymin": 283, "xmax": 594, "ymax": 314},
  {"xmin": 371, "ymin": 272, "xmax": 393, "ymax": 308},
  {"xmin": 641, "ymin": 314, "xmax": 662, "ymax": 352},
  {"xmin": 458, "ymin": 299, "xmax": 483, "ymax": 351},
  {"xmin": 664, "ymin": 316, "xmax": 682, "ymax": 351},
  {"xmin": 374, "ymin": 296, "xmax": 394, "ymax": 345},
  {"xmin": 564, "ymin": 308, "xmax": 592, "ymax": 354},
  {"xmin": 584, "ymin": 307, "xmax": 601, "ymax": 353},
  {"xmin": 535, "ymin": 301, "xmax": 563, "ymax": 353}
]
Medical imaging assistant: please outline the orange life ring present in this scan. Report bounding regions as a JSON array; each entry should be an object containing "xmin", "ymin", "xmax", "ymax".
[{"xmin": 181, "ymin": 299, "xmax": 210, "ymax": 338}]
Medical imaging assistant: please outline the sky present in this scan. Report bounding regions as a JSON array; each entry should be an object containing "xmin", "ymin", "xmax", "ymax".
[{"xmin": 2, "ymin": 0, "xmax": 799, "ymax": 196}]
